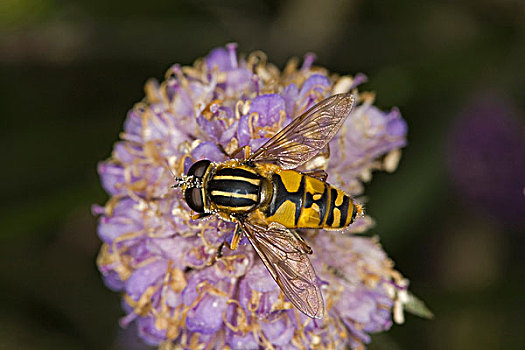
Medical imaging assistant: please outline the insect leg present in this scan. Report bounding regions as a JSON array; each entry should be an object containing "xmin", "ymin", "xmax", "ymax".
[
  {"xmin": 226, "ymin": 145, "xmax": 251, "ymax": 159},
  {"xmin": 216, "ymin": 241, "xmax": 225, "ymax": 258},
  {"xmin": 207, "ymin": 241, "xmax": 226, "ymax": 266},
  {"xmin": 230, "ymin": 224, "xmax": 243, "ymax": 250},
  {"xmin": 192, "ymin": 213, "xmax": 212, "ymax": 220},
  {"xmin": 243, "ymin": 145, "xmax": 252, "ymax": 159}
]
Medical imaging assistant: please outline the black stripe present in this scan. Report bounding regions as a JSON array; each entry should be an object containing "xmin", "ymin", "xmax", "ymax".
[
  {"xmin": 325, "ymin": 188, "xmax": 350, "ymax": 228},
  {"xmin": 304, "ymin": 193, "xmax": 314, "ymax": 208},
  {"xmin": 215, "ymin": 167, "xmax": 260, "ymax": 179},
  {"xmin": 266, "ymin": 173, "xmax": 305, "ymax": 226},
  {"xmin": 325, "ymin": 189, "xmax": 338, "ymax": 226},
  {"xmin": 211, "ymin": 195, "xmax": 257, "ymax": 207},
  {"xmin": 304, "ymin": 183, "xmax": 329, "ymax": 223},
  {"xmin": 294, "ymin": 177, "xmax": 305, "ymax": 226},
  {"xmin": 338, "ymin": 195, "xmax": 350, "ymax": 227},
  {"xmin": 350, "ymin": 203, "xmax": 357, "ymax": 224},
  {"xmin": 208, "ymin": 179, "xmax": 259, "ymax": 196}
]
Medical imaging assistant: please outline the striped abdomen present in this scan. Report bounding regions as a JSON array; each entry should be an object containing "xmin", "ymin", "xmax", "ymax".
[
  {"xmin": 207, "ymin": 166, "xmax": 263, "ymax": 212},
  {"xmin": 264, "ymin": 169, "xmax": 358, "ymax": 229}
]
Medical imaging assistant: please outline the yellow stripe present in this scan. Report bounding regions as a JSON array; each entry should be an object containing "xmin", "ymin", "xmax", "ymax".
[
  {"xmin": 212, "ymin": 175, "xmax": 261, "ymax": 185},
  {"xmin": 210, "ymin": 190, "xmax": 258, "ymax": 201},
  {"xmin": 305, "ymin": 176, "xmax": 325, "ymax": 194},
  {"xmin": 216, "ymin": 204, "xmax": 254, "ymax": 211},
  {"xmin": 238, "ymin": 166, "xmax": 259, "ymax": 174},
  {"xmin": 267, "ymin": 200, "xmax": 296, "ymax": 228},
  {"xmin": 297, "ymin": 205, "xmax": 322, "ymax": 228},
  {"xmin": 335, "ymin": 191, "xmax": 344, "ymax": 206},
  {"xmin": 279, "ymin": 170, "xmax": 302, "ymax": 192},
  {"xmin": 344, "ymin": 202, "xmax": 354, "ymax": 227},
  {"xmin": 322, "ymin": 186, "xmax": 332, "ymax": 225},
  {"xmin": 332, "ymin": 208, "xmax": 341, "ymax": 227}
]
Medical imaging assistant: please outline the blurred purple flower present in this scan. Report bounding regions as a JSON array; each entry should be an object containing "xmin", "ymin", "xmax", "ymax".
[
  {"xmin": 95, "ymin": 44, "xmax": 412, "ymax": 349},
  {"xmin": 447, "ymin": 92, "xmax": 525, "ymax": 228}
]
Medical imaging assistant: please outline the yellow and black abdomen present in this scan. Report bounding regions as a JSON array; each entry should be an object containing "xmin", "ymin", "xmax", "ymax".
[
  {"xmin": 263, "ymin": 169, "xmax": 358, "ymax": 229},
  {"xmin": 207, "ymin": 166, "xmax": 263, "ymax": 213}
]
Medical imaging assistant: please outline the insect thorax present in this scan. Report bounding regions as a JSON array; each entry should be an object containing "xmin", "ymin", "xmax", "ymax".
[{"xmin": 206, "ymin": 165, "xmax": 266, "ymax": 214}]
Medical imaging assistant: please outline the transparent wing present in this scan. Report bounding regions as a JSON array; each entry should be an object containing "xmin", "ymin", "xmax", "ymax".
[
  {"xmin": 239, "ymin": 220, "xmax": 325, "ymax": 318},
  {"xmin": 247, "ymin": 93, "xmax": 356, "ymax": 169}
]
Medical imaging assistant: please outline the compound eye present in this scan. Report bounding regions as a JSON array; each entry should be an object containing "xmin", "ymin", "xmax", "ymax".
[
  {"xmin": 187, "ymin": 160, "xmax": 211, "ymax": 178},
  {"xmin": 184, "ymin": 187, "xmax": 204, "ymax": 213}
]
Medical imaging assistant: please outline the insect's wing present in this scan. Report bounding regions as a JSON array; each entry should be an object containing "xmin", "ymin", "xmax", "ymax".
[
  {"xmin": 239, "ymin": 220, "xmax": 325, "ymax": 318},
  {"xmin": 247, "ymin": 93, "xmax": 356, "ymax": 169}
]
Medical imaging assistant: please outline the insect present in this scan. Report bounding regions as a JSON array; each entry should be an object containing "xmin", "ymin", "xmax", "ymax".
[{"xmin": 174, "ymin": 93, "xmax": 362, "ymax": 318}]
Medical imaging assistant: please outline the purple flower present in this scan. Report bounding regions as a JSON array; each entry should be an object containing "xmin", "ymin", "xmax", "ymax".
[
  {"xmin": 447, "ymin": 92, "xmax": 525, "ymax": 228},
  {"xmin": 95, "ymin": 44, "xmax": 413, "ymax": 349}
]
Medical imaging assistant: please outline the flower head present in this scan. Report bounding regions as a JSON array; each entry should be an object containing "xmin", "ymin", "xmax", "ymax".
[
  {"xmin": 447, "ymin": 92, "xmax": 525, "ymax": 228},
  {"xmin": 96, "ymin": 44, "xmax": 412, "ymax": 349}
]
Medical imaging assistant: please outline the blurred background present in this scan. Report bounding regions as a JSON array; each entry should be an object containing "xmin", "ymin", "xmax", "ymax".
[{"xmin": 1, "ymin": 0, "xmax": 524, "ymax": 349}]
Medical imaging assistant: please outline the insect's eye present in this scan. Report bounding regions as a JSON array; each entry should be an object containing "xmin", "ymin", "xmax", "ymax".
[
  {"xmin": 184, "ymin": 187, "xmax": 204, "ymax": 213},
  {"xmin": 187, "ymin": 159, "xmax": 211, "ymax": 178}
]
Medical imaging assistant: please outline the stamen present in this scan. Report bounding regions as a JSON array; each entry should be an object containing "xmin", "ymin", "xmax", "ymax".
[
  {"xmin": 301, "ymin": 52, "xmax": 316, "ymax": 71},
  {"xmin": 226, "ymin": 42, "xmax": 238, "ymax": 69}
]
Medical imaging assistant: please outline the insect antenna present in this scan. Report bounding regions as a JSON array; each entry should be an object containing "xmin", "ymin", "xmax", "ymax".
[
  {"xmin": 160, "ymin": 159, "xmax": 184, "ymax": 189},
  {"xmin": 172, "ymin": 177, "xmax": 184, "ymax": 188}
]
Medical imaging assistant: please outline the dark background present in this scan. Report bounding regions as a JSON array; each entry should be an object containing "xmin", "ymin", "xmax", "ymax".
[{"xmin": 1, "ymin": 0, "xmax": 524, "ymax": 349}]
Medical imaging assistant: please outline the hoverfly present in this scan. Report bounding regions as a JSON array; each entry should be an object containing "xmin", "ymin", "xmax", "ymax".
[{"xmin": 174, "ymin": 93, "xmax": 362, "ymax": 318}]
